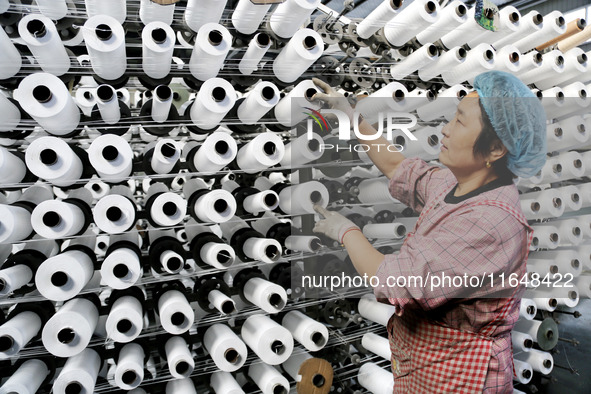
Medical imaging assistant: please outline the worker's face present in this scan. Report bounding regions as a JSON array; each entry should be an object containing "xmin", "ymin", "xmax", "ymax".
[{"xmin": 439, "ymin": 92, "xmax": 486, "ymax": 175}]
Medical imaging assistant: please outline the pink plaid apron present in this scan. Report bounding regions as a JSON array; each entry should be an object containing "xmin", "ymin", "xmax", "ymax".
[{"xmin": 386, "ymin": 188, "xmax": 533, "ymax": 393}]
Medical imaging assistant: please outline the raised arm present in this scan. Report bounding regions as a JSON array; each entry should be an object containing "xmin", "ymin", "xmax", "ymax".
[{"xmin": 312, "ymin": 78, "xmax": 405, "ymax": 179}]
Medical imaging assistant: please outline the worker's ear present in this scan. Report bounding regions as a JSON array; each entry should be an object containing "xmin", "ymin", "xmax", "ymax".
[{"xmin": 488, "ymin": 140, "xmax": 508, "ymax": 163}]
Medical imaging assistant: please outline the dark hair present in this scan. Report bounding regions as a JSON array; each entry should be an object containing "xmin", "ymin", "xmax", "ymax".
[{"xmin": 473, "ymin": 101, "xmax": 516, "ymax": 180}]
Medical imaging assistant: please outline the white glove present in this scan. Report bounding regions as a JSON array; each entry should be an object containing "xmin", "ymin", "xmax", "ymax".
[
  {"xmin": 313, "ymin": 205, "xmax": 360, "ymax": 244},
  {"xmin": 311, "ymin": 78, "xmax": 355, "ymax": 122}
]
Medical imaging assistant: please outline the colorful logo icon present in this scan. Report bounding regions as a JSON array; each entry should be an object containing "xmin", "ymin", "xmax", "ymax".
[{"xmin": 303, "ymin": 107, "xmax": 328, "ymax": 132}]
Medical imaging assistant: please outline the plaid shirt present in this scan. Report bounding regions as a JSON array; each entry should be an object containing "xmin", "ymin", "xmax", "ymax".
[{"xmin": 373, "ymin": 158, "xmax": 532, "ymax": 393}]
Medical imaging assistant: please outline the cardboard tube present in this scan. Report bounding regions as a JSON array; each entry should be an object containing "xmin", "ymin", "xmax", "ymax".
[
  {"xmin": 536, "ymin": 18, "xmax": 586, "ymax": 51},
  {"xmin": 558, "ymin": 24, "xmax": 591, "ymax": 53}
]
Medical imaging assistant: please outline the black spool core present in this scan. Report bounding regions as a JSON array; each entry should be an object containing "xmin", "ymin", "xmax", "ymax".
[
  {"xmin": 96, "ymin": 24, "xmax": 113, "ymax": 41},
  {"xmin": 113, "ymin": 263, "xmax": 129, "ymax": 279},
  {"xmin": 523, "ymin": 370, "xmax": 532, "ymax": 379},
  {"xmin": 224, "ymin": 348, "xmax": 239, "ymax": 363},
  {"xmin": 265, "ymin": 245, "xmax": 279, "ymax": 259},
  {"xmin": 208, "ymin": 30, "xmax": 223, "ymax": 46},
  {"xmin": 428, "ymin": 135, "xmax": 439, "ymax": 147},
  {"xmin": 271, "ymin": 340, "xmax": 285, "ymax": 355},
  {"xmin": 117, "ymin": 318, "xmax": 133, "ymax": 333},
  {"xmin": 484, "ymin": 50, "xmax": 494, "ymax": 60},
  {"xmin": 456, "ymin": 4, "xmax": 466, "ymax": 16},
  {"xmin": 106, "ymin": 206, "xmax": 122, "ymax": 221},
  {"xmin": 102, "ymin": 145, "xmax": 119, "ymax": 161},
  {"xmin": 156, "ymin": 85, "xmax": 172, "ymax": 101},
  {"xmin": 170, "ymin": 312, "xmax": 186, "ymax": 326},
  {"xmin": 531, "ymin": 202, "xmax": 540, "ymax": 212},
  {"xmin": 526, "ymin": 305, "xmax": 535, "ymax": 315},
  {"xmin": 215, "ymin": 140, "xmax": 229, "ymax": 155},
  {"xmin": 0, "ymin": 335, "xmax": 14, "ymax": 352},
  {"xmin": 313, "ymin": 374, "xmax": 326, "ymax": 387},
  {"xmin": 160, "ymin": 142, "xmax": 177, "ymax": 158},
  {"xmin": 57, "ymin": 328, "xmax": 76, "ymax": 344},
  {"xmin": 33, "ymin": 85, "xmax": 52, "ymax": 103},
  {"xmin": 549, "ymin": 299, "xmax": 557, "ymax": 307},
  {"xmin": 51, "ymin": 271, "xmax": 68, "ymax": 287},
  {"xmin": 214, "ymin": 199, "xmax": 228, "ymax": 213},
  {"xmin": 557, "ymin": 16, "xmax": 565, "ymax": 26},
  {"xmin": 166, "ymin": 257, "xmax": 182, "ymax": 272},
  {"xmin": 221, "ymin": 300, "xmax": 235, "ymax": 314},
  {"xmin": 83, "ymin": 91, "xmax": 93, "ymax": 100},
  {"xmin": 97, "ymin": 85, "xmax": 114, "ymax": 102},
  {"xmin": 308, "ymin": 139, "xmax": 320, "ymax": 151},
  {"xmin": 262, "ymin": 86, "xmax": 275, "ymax": 101},
  {"xmin": 273, "ymin": 386, "xmax": 287, "ymax": 394},
  {"xmin": 162, "ymin": 202, "xmax": 177, "ymax": 216},
  {"xmin": 395, "ymin": 135, "xmax": 406, "ymax": 146},
  {"xmin": 269, "ymin": 293, "xmax": 282, "ymax": 308},
  {"xmin": 27, "ymin": 19, "xmax": 46, "ymax": 37},
  {"xmin": 310, "ymin": 238, "xmax": 322, "ymax": 251},
  {"xmin": 524, "ymin": 339, "xmax": 533, "ymax": 348},
  {"xmin": 65, "ymin": 382, "xmax": 82, "ymax": 394},
  {"xmin": 212, "ymin": 87, "xmax": 226, "ymax": 102},
  {"xmin": 310, "ymin": 191, "xmax": 322, "ymax": 203},
  {"xmin": 263, "ymin": 142, "xmax": 276, "ymax": 156},
  {"xmin": 264, "ymin": 193, "xmax": 277, "ymax": 207},
  {"xmin": 256, "ymin": 33, "xmax": 270, "ymax": 47},
  {"xmin": 396, "ymin": 225, "xmax": 406, "ymax": 236},
  {"xmin": 217, "ymin": 251, "xmax": 232, "ymax": 265},
  {"xmin": 427, "ymin": 45, "xmax": 437, "ymax": 56},
  {"xmin": 458, "ymin": 47, "xmax": 467, "ymax": 58},
  {"xmin": 92, "ymin": 183, "xmax": 102, "ymax": 192},
  {"xmin": 43, "ymin": 211, "xmax": 61, "ymax": 227},
  {"xmin": 303, "ymin": 35, "xmax": 317, "ymax": 50},
  {"xmin": 151, "ymin": 28, "xmax": 167, "ymax": 44},
  {"xmin": 510, "ymin": 52, "xmax": 519, "ymax": 63},
  {"xmin": 543, "ymin": 359, "xmax": 552, "ymax": 369},
  {"xmin": 40, "ymin": 149, "xmax": 58, "ymax": 165},
  {"xmin": 175, "ymin": 361, "xmax": 190, "ymax": 375},
  {"xmin": 393, "ymin": 89, "xmax": 405, "ymax": 101},
  {"xmin": 122, "ymin": 370, "xmax": 137, "ymax": 385},
  {"xmin": 569, "ymin": 290, "xmax": 577, "ymax": 300},
  {"xmin": 570, "ymin": 193, "xmax": 580, "ymax": 203},
  {"xmin": 305, "ymin": 88, "xmax": 317, "ymax": 100},
  {"xmin": 556, "ymin": 55, "xmax": 564, "ymax": 66},
  {"xmin": 312, "ymin": 331, "xmax": 325, "ymax": 346},
  {"xmin": 426, "ymin": 1, "xmax": 436, "ymax": 12}
]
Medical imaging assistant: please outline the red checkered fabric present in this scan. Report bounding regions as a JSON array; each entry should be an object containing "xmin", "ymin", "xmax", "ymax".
[{"xmin": 373, "ymin": 158, "xmax": 533, "ymax": 393}]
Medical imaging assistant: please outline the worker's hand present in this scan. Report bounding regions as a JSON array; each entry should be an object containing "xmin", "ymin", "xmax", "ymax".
[
  {"xmin": 311, "ymin": 78, "xmax": 355, "ymax": 121},
  {"xmin": 313, "ymin": 204, "xmax": 359, "ymax": 243}
]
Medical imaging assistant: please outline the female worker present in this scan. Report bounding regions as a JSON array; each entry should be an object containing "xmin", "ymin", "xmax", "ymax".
[{"xmin": 311, "ymin": 70, "xmax": 547, "ymax": 393}]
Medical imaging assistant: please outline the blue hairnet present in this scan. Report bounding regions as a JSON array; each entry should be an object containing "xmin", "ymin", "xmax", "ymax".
[{"xmin": 473, "ymin": 70, "xmax": 547, "ymax": 178}]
